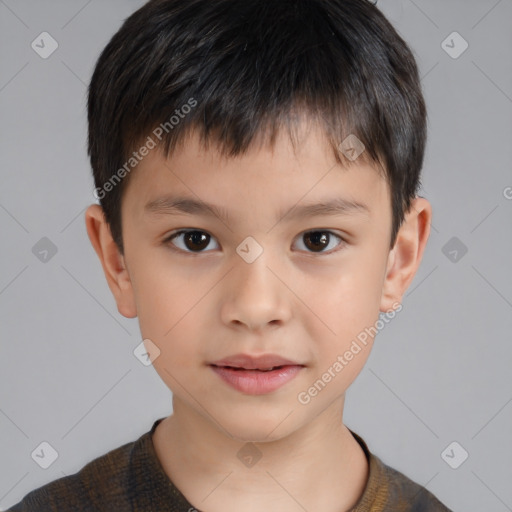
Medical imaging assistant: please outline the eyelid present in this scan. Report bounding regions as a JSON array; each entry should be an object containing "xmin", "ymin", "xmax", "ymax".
[{"xmin": 163, "ymin": 228, "xmax": 347, "ymax": 255}]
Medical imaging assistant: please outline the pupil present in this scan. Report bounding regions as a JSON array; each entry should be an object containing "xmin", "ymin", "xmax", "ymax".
[{"xmin": 307, "ymin": 232, "xmax": 328, "ymax": 252}]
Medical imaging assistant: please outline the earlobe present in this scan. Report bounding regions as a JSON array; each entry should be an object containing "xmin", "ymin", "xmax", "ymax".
[
  {"xmin": 380, "ymin": 197, "xmax": 432, "ymax": 312},
  {"xmin": 84, "ymin": 204, "xmax": 137, "ymax": 318}
]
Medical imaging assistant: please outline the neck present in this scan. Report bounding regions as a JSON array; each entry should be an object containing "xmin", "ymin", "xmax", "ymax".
[{"xmin": 153, "ymin": 395, "xmax": 369, "ymax": 512}]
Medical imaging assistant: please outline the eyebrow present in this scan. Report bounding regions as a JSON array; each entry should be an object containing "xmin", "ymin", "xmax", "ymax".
[{"xmin": 144, "ymin": 195, "xmax": 370, "ymax": 223}]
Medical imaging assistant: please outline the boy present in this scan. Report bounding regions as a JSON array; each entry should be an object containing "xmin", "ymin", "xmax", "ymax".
[{"xmin": 8, "ymin": 0, "xmax": 452, "ymax": 510}]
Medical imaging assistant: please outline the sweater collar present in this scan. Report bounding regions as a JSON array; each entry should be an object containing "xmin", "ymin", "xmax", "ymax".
[{"xmin": 130, "ymin": 417, "xmax": 384, "ymax": 511}]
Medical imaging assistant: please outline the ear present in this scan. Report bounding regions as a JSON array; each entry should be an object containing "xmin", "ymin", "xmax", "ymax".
[
  {"xmin": 84, "ymin": 204, "xmax": 137, "ymax": 318},
  {"xmin": 380, "ymin": 197, "xmax": 432, "ymax": 312}
]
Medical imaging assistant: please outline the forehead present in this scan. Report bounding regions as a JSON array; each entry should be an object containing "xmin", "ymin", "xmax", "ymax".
[{"xmin": 122, "ymin": 124, "xmax": 390, "ymax": 222}]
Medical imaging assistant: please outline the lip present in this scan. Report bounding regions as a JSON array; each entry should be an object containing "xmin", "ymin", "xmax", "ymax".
[
  {"xmin": 210, "ymin": 365, "xmax": 304, "ymax": 395},
  {"xmin": 209, "ymin": 353, "xmax": 305, "ymax": 395}
]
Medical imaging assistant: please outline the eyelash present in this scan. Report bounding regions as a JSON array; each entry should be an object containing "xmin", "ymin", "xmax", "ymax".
[{"xmin": 163, "ymin": 229, "xmax": 347, "ymax": 256}]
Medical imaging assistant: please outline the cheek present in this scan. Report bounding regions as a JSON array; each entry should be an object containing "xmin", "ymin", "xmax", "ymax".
[
  {"xmin": 133, "ymin": 276, "xmax": 208, "ymax": 373},
  {"xmin": 303, "ymin": 253, "xmax": 386, "ymax": 370},
  {"xmin": 130, "ymin": 257, "xmax": 190, "ymax": 336},
  {"xmin": 307, "ymin": 254, "xmax": 385, "ymax": 329},
  {"xmin": 148, "ymin": 316, "xmax": 202, "ymax": 387}
]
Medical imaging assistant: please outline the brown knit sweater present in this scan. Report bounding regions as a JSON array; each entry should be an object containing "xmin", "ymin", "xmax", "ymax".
[{"xmin": 7, "ymin": 417, "xmax": 452, "ymax": 511}]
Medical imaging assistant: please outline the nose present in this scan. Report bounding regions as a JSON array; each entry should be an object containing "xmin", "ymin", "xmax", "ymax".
[{"xmin": 220, "ymin": 250, "xmax": 292, "ymax": 332}]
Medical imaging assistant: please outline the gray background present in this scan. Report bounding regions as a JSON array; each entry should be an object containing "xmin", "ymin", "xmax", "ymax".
[{"xmin": 1, "ymin": 1, "xmax": 511, "ymax": 510}]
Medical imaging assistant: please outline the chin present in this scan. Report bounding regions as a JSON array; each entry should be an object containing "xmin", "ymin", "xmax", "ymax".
[{"xmin": 218, "ymin": 409, "xmax": 300, "ymax": 444}]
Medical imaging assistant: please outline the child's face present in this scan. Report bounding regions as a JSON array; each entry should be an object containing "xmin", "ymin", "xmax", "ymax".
[{"xmin": 88, "ymin": 122, "xmax": 429, "ymax": 441}]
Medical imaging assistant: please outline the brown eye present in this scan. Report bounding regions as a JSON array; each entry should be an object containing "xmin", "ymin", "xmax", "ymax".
[
  {"xmin": 295, "ymin": 231, "xmax": 345, "ymax": 254},
  {"xmin": 166, "ymin": 230, "xmax": 219, "ymax": 253}
]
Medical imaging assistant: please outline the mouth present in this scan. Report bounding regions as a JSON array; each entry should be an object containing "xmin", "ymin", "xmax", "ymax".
[
  {"xmin": 208, "ymin": 355, "xmax": 305, "ymax": 395},
  {"xmin": 210, "ymin": 353, "xmax": 304, "ymax": 371},
  {"xmin": 210, "ymin": 364, "xmax": 292, "ymax": 372}
]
